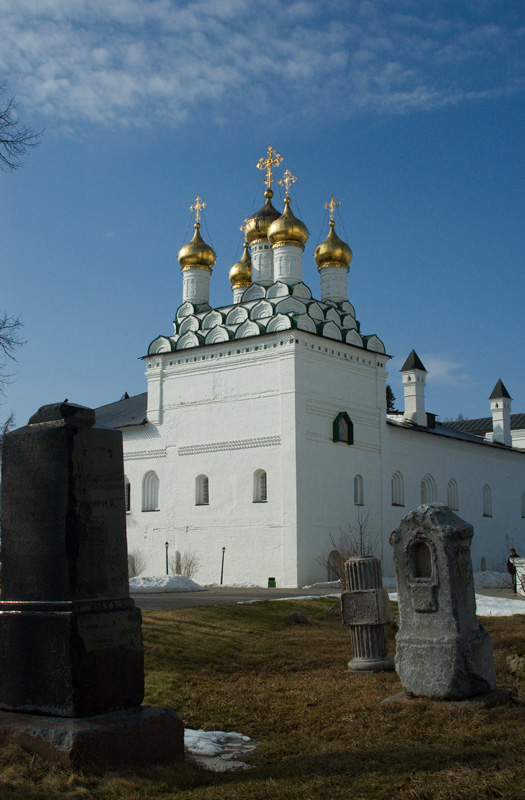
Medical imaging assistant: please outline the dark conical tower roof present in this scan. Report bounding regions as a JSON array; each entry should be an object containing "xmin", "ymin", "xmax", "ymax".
[
  {"xmin": 400, "ymin": 349, "xmax": 427, "ymax": 373},
  {"xmin": 489, "ymin": 379, "xmax": 511, "ymax": 400}
]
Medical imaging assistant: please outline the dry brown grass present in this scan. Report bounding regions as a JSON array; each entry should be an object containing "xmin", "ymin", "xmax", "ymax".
[{"xmin": 1, "ymin": 599, "xmax": 525, "ymax": 799}]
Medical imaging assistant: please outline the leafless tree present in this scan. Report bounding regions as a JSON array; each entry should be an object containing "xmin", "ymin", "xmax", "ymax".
[
  {"xmin": 0, "ymin": 82, "xmax": 42, "ymax": 172},
  {"xmin": 128, "ymin": 550, "xmax": 148, "ymax": 578},
  {"xmin": 170, "ymin": 549, "xmax": 200, "ymax": 580},
  {"xmin": 317, "ymin": 509, "xmax": 379, "ymax": 591},
  {"xmin": 0, "ymin": 313, "xmax": 25, "ymax": 396}
]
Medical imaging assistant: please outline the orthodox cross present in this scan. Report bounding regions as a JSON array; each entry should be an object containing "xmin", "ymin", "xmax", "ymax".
[
  {"xmin": 278, "ymin": 168, "xmax": 297, "ymax": 198},
  {"xmin": 325, "ymin": 195, "xmax": 340, "ymax": 222},
  {"xmin": 256, "ymin": 146, "xmax": 283, "ymax": 189},
  {"xmin": 190, "ymin": 196, "xmax": 206, "ymax": 223}
]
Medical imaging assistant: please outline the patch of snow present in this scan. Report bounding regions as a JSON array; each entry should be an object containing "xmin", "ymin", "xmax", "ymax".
[
  {"xmin": 302, "ymin": 580, "xmax": 340, "ymax": 589},
  {"xmin": 202, "ymin": 582, "xmax": 263, "ymax": 588},
  {"xmin": 129, "ymin": 575, "xmax": 205, "ymax": 593},
  {"xmin": 388, "ymin": 591, "xmax": 525, "ymax": 617},
  {"xmin": 184, "ymin": 729, "xmax": 256, "ymax": 772}
]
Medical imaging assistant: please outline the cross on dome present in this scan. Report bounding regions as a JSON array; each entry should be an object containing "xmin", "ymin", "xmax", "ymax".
[
  {"xmin": 190, "ymin": 196, "xmax": 206, "ymax": 224},
  {"xmin": 256, "ymin": 146, "xmax": 283, "ymax": 190},
  {"xmin": 279, "ymin": 169, "xmax": 297, "ymax": 198},
  {"xmin": 325, "ymin": 195, "xmax": 341, "ymax": 223}
]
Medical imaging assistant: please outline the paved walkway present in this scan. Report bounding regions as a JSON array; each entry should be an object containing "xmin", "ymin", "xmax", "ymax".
[{"xmin": 131, "ymin": 584, "xmax": 523, "ymax": 611}]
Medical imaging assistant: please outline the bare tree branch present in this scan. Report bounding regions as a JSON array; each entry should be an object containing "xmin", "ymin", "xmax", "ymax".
[
  {"xmin": 0, "ymin": 313, "xmax": 25, "ymax": 396},
  {"xmin": 0, "ymin": 82, "xmax": 43, "ymax": 171}
]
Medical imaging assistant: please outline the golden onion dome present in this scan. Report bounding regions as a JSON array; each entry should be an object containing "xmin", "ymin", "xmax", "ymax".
[
  {"xmin": 314, "ymin": 221, "xmax": 352, "ymax": 269},
  {"xmin": 178, "ymin": 223, "xmax": 216, "ymax": 271},
  {"xmin": 267, "ymin": 197, "xmax": 309, "ymax": 248},
  {"xmin": 229, "ymin": 243, "xmax": 252, "ymax": 288},
  {"xmin": 244, "ymin": 189, "xmax": 281, "ymax": 244}
]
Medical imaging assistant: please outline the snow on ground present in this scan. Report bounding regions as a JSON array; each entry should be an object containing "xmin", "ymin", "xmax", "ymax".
[
  {"xmin": 386, "ymin": 592, "xmax": 525, "ymax": 617},
  {"xmin": 129, "ymin": 575, "xmax": 205, "ymax": 593},
  {"xmin": 204, "ymin": 582, "xmax": 263, "ymax": 588},
  {"xmin": 185, "ymin": 729, "xmax": 256, "ymax": 772}
]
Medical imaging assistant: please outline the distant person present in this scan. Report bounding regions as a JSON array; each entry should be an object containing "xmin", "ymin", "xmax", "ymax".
[{"xmin": 507, "ymin": 548, "xmax": 520, "ymax": 593}]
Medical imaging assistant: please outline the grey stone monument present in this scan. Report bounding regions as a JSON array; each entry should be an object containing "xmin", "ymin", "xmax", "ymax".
[
  {"xmin": 341, "ymin": 555, "xmax": 394, "ymax": 672},
  {"xmin": 389, "ymin": 503, "xmax": 497, "ymax": 700},
  {"xmin": 0, "ymin": 403, "xmax": 184, "ymax": 766}
]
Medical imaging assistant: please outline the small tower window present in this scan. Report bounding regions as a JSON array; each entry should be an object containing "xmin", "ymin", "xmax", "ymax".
[
  {"xmin": 521, "ymin": 490, "xmax": 525, "ymax": 519},
  {"xmin": 333, "ymin": 412, "xmax": 354, "ymax": 445},
  {"xmin": 253, "ymin": 469, "xmax": 267, "ymax": 502},
  {"xmin": 196, "ymin": 475, "xmax": 209, "ymax": 506}
]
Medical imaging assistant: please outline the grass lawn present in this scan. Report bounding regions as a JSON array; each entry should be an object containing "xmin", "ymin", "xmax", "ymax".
[{"xmin": 1, "ymin": 597, "xmax": 525, "ymax": 799}]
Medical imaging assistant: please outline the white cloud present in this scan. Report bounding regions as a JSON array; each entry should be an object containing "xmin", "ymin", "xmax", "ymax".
[
  {"xmin": 1, "ymin": 0, "xmax": 523, "ymax": 130},
  {"xmin": 420, "ymin": 354, "xmax": 470, "ymax": 387}
]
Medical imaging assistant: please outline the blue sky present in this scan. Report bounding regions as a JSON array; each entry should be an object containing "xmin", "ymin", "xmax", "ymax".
[{"xmin": 2, "ymin": 0, "xmax": 524, "ymax": 427}]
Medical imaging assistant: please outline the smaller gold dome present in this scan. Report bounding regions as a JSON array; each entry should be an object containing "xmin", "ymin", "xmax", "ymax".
[
  {"xmin": 178, "ymin": 223, "xmax": 216, "ymax": 271},
  {"xmin": 267, "ymin": 197, "xmax": 309, "ymax": 248},
  {"xmin": 314, "ymin": 221, "xmax": 352, "ymax": 269},
  {"xmin": 229, "ymin": 243, "xmax": 252, "ymax": 288},
  {"xmin": 244, "ymin": 189, "xmax": 281, "ymax": 244}
]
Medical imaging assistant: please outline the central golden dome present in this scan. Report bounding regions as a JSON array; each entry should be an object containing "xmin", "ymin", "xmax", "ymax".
[
  {"xmin": 267, "ymin": 197, "xmax": 309, "ymax": 248},
  {"xmin": 178, "ymin": 223, "xmax": 216, "ymax": 271},
  {"xmin": 229, "ymin": 243, "xmax": 252, "ymax": 288},
  {"xmin": 244, "ymin": 189, "xmax": 281, "ymax": 244},
  {"xmin": 314, "ymin": 221, "xmax": 352, "ymax": 269}
]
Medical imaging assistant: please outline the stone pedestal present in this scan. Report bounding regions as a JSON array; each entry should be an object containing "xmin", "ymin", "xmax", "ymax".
[
  {"xmin": 341, "ymin": 555, "xmax": 394, "ymax": 673},
  {"xmin": 0, "ymin": 706, "xmax": 184, "ymax": 768},
  {"xmin": 389, "ymin": 503, "xmax": 497, "ymax": 700},
  {"xmin": 0, "ymin": 402, "xmax": 184, "ymax": 766}
]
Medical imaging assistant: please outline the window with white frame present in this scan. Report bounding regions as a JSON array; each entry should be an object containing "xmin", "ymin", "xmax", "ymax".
[
  {"xmin": 447, "ymin": 478, "xmax": 458, "ymax": 511},
  {"xmin": 354, "ymin": 474, "xmax": 364, "ymax": 506},
  {"xmin": 253, "ymin": 469, "xmax": 267, "ymax": 502},
  {"xmin": 142, "ymin": 471, "xmax": 159, "ymax": 511},
  {"xmin": 420, "ymin": 474, "xmax": 437, "ymax": 505},
  {"xmin": 124, "ymin": 475, "xmax": 131, "ymax": 512},
  {"xmin": 482, "ymin": 484, "xmax": 492, "ymax": 517},
  {"xmin": 196, "ymin": 474, "xmax": 209, "ymax": 505},
  {"xmin": 391, "ymin": 471, "xmax": 404, "ymax": 506}
]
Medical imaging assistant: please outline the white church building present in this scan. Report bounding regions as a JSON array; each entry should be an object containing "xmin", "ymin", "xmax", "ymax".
[{"xmin": 96, "ymin": 149, "xmax": 525, "ymax": 586}]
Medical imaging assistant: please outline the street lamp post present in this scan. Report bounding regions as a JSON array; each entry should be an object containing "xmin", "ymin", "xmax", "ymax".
[
  {"xmin": 165, "ymin": 541, "xmax": 169, "ymax": 575},
  {"xmin": 220, "ymin": 546, "xmax": 226, "ymax": 585}
]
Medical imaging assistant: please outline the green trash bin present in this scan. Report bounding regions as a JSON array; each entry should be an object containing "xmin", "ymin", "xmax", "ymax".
[{"xmin": 268, "ymin": 577, "xmax": 276, "ymax": 588}]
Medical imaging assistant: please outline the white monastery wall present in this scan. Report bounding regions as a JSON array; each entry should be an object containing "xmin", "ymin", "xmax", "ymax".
[
  {"xmin": 292, "ymin": 335, "xmax": 388, "ymax": 585},
  {"xmin": 382, "ymin": 424, "xmax": 525, "ymax": 575},
  {"xmin": 123, "ymin": 335, "xmax": 301, "ymax": 586}
]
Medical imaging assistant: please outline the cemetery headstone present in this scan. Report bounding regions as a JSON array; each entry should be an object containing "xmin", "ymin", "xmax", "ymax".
[
  {"xmin": 341, "ymin": 555, "xmax": 394, "ymax": 672},
  {"xmin": 0, "ymin": 402, "xmax": 184, "ymax": 766},
  {"xmin": 389, "ymin": 503, "xmax": 497, "ymax": 700}
]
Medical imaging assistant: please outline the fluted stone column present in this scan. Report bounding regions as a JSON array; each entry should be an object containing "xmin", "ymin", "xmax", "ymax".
[{"xmin": 341, "ymin": 555, "xmax": 394, "ymax": 673}]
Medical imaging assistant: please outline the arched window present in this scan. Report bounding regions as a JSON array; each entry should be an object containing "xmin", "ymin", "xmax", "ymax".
[
  {"xmin": 253, "ymin": 469, "xmax": 267, "ymax": 502},
  {"xmin": 521, "ymin": 491, "xmax": 525, "ymax": 519},
  {"xmin": 480, "ymin": 557, "xmax": 487, "ymax": 572},
  {"xmin": 196, "ymin": 475, "xmax": 209, "ymax": 505},
  {"xmin": 327, "ymin": 550, "xmax": 344, "ymax": 582},
  {"xmin": 332, "ymin": 412, "xmax": 354, "ymax": 445},
  {"xmin": 391, "ymin": 471, "xmax": 404, "ymax": 506},
  {"xmin": 420, "ymin": 474, "xmax": 437, "ymax": 505},
  {"xmin": 447, "ymin": 479, "xmax": 458, "ymax": 511},
  {"xmin": 354, "ymin": 474, "xmax": 364, "ymax": 506},
  {"xmin": 124, "ymin": 475, "xmax": 131, "ymax": 512},
  {"xmin": 142, "ymin": 471, "xmax": 159, "ymax": 511},
  {"xmin": 482, "ymin": 484, "xmax": 492, "ymax": 517}
]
